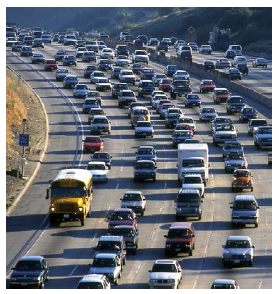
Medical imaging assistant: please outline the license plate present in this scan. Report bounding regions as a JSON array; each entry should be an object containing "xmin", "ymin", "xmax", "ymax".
[
  {"xmin": 234, "ymin": 260, "xmax": 240, "ymax": 263},
  {"xmin": 175, "ymin": 248, "xmax": 181, "ymax": 252},
  {"xmin": 64, "ymin": 214, "xmax": 70, "ymax": 218}
]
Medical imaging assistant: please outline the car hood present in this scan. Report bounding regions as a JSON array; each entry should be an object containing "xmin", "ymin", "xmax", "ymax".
[
  {"xmin": 89, "ymin": 170, "xmax": 107, "ymax": 176},
  {"xmin": 235, "ymin": 177, "xmax": 250, "ymax": 184},
  {"xmin": 223, "ymin": 248, "xmax": 252, "ymax": 255},
  {"xmin": 215, "ymin": 130, "xmax": 236, "ymax": 136},
  {"xmin": 89, "ymin": 267, "xmax": 115, "ymax": 274},
  {"xmin": 232, "ymin": 210, "xmax": 257, "ymax": 217},
  {"xmin": 256, "ymin": 134, "xmax": 272, "ymax": 139},
  {"xmin": 182, "ymin": 183, "xmax": 204, "ymax": 190},
  {"xmin": 12, "ymin": 270, "xmax": 42, "ymax": 278},
  {"xmin": 149, "ymin": 272, "xmax": 179, "ymax": 280}
]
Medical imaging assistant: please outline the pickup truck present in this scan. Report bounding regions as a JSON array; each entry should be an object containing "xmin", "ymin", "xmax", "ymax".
[
  {"xmin": 132, "ymin": 50, "xmax": 149, "ymax": 64},
  {"xmin": 170, "ymin": 80, "xmax": 192, "ymax": 99}
]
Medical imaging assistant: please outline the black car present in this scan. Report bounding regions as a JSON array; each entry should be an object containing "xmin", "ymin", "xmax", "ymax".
[
  {"xmin": 84, "ymin": 65, "xmax": 97, "ymax": 78},
  {"xmin": 115, "ymin": 45, "xmax": 129, "ymax": 56},
  {"xmin": 156, "ymin": 41, "xmax": 168, "ymax": 52},
  {"xmin": 203, "ymin": 60, "xmax": 215, "ymax": 71},
  {"xmin": 138, "ymin": 80, "xmax": 155, "ymax": 97},
  {"xmin": 10, "ymin": 256, "xmax": 49, "ymax": 289},
  {"xmin": 112, "ymin": 83, "xmax": 129, "ymax": 98},
  {"xmin": 134, "ymin": 160, "xmax": 157, "ymax": 182},
  {"xmin": 225, "ymin": 68, "xmax": 242, "ymax": 80},
  {"xmin": 236, "ymin": 64, "xmax": 249, "ymax": 75},
  {"xmin": 224, "ymin": 50, "xmax": 236, "ymax": 59},
  {"xmin": 180, "ymin": 50, "xmax": 192, "ymax": 62},
  {"xmin": 170, "ymin": 80, "xmax": 192, "ymax": 99},
  {"xmin": 164, "ymin": 65, "xmax": 178, "ymax": 77}
]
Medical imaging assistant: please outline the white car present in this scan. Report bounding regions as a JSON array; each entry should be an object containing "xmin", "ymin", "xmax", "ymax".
[
  {"xmin": 211, "ymin": 279, "xmax": 240, "ymax": 289},
  {"xmin": 173, "ymin": 70, "xmax": 190, "ymax": 80},
  {"xmin": 86, "ymin": 161, "xmax": 108, "ymax": 183},
  {"xmin": 90, "ymin": 71, "xmax": 106, "ymax": 84},
  {"xmin": 119, "ymin": 69, "xmax": 136, "ymax": 84},
  {"xmin": 148, "ymin": 260, "xmax": 182, "ymax": 289},
  {"xmin": 182, "ymin": 174, "xmax": 204, "ymax": 197},
  {"xmin": 100, "ymin": 48, "xmax": 114, "ymax": 59},
  {"xmin": 151, "ymin": 94, "xmax": 168, "ymax": 109},
  {"xmin": 134, "ymin": 121, "xmax": 154, "ymax": 138},
  {"xmin": 132, "ymin": 50, "xmax": 149, "ymax": 64},
  {"xmin": 232, "ymin": 55, "xmax": 247, "ymax": 66},
  {"xmin": 115, "ymin": 55, "xmax": 130, "ymax": 66},
  {"xmin": 77, "ymin": 274, "xmax": 111, "ymax": 289}
]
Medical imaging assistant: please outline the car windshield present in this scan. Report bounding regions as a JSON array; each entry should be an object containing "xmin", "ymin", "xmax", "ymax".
[
  {"xmin": 173, "ymin": 131, "xmax": 189, "ymax": 137},
  {"xmin": 76, "ymin": 85, "xmax": 87, "ymax": 89},
  {"xmin": 142, "ymin": 82, "xmax": 154, "ymax": 87},
  {"xmin": 174, "ymin": 81, "xmax": 188, "ymax": 86},
  {"xmin": 167, "ymin": 114, "xmax": 180, "ymax": 118},
  {"xmin": 122, "ymin": 71, "xmax": 133, "ymax": 75},
  {"xmin": 216, "ymin": 125, "xmax": 234, "ymax": 131},
  {"xmin": 187, "ymin": 95, "xmax": 199, "ymax": 100},
  {"xmin": 67, "ymin": 77, "xmax": 77, "ymax": 81},
  {"xmin": 226, "ymin": 240, "xmax": 251, "ymax": 248},
  {"xmin": 58, "ymin": 69, "xmax": 68, "ymax": 73},
  {"xmin": 243, "ymin": 108, "xmax": 257, "ymax": 114},
  {"xmin": 216, "ymin": 90, "xmax": 228, "ymax": 95},
  {"xmin": 46, "ymin": 60, "xmax": 56, "ymax": 64},
  {"xmin": 94, "ymin": 119, "xmax": 108, "ymax": 124},
  {"xmin": 122, "ymin": 92, "xmax": 134, "ymax": 97},
  {"xmin": 92, "ymin": 258, "xmax": 116, "ymax": 267},
  {"xmin": 87, "ymin": 164, "xmax": 105, "ymax": 170},
  {"xmin": 168, "ymin": 229, "xmax": 191, "ymax": 238},
  {"xmin": 85, "ymin": 100, "xmax": 98, "ymax": 105},
  {"xmin": 177, "ymin": 194, "xmax": 200, "ymax": 203},
  {"xmin": 202, "ymin": 108, "xmax": 215, "ymax": 113},
  {"xmin": 163, "ymin": 104, "xmax": 174, "ymax": 109},
  {"xmin": 93, "ymin": 153, "xmax": 109, "ymax": 159},
  {"xmin": 233, "ymin": 201, "xmax": 257, "ymax": 210},
  {"xmin": 90, "ymin": 110, "xmax": 103, "ymax": 115},
  {"xmin": 138, "ymin": 148, "xmax": 153, "ymax": 154},
  {"xmin": 251, "ymin": 120, "xmax": 267, "ymax": 126},
  {"xmin": 156, "ymin": 74, "xmax": 165, "ymax": 79},
  {"xmin": 168, "ymin": 66, "xmax": 177, "ymax": 70},
  {"xmin": 134, "ymin": 109, "xmax": 148, "ymax": 115},
  {"xmin": 111, "ymin": 212, "xmax": 133, "ymax": 220},
  {"xmin": 152, "ymin": 264, "xmax": 177, "ymax": 272},
  {"xmin": 136, "ymin": 122, "xmax": 151, "ymax": 127},
  {"xmin": 234, "ymin": 170, "xmax": 249, "ymax": 177},
  {"xmin": 123, "ymin": 193, "xmax": 142, "ymax": 201},
  {"xmin": 99, "ymin": 60, "xmax": 111, "ymax": 64},
  {"xmin": 115, "ymin": 84, "xmax": 128, "ymax": 89},
  {"xmin": 224, "ymin": 143, "xmax": 241, "ymax": 150},
  {"xmin": 86, "ymin": 66, "xmax": 97, "ymax": 70},
  {"xmin": 85, "ymin": 137, "xmax": 101, "ymax": 142},
  {"xmin": 180, "ymin": 118, "xmax": 194, "ymax": 123},
  {"xmin": 94, "ymin": 72, "xmax": 105, "ymax": 77},
  {"xmin": 77, "ymin": 282, "xmax": 103, "ymax": 289},
  {"xmin": 183, "ymin": 177, "xmax": 202, "ymax": 184},
  {"xmin": 203, "ymin": 81, "xmax": 214, "ymax": 85},
  {"xmin": 258, "ymin": 128, "xmax": 272, "ymax": 134},
  {"xmin": 51, "ymin": 186, "xmax": 86, "ymax": 197},
  {"xmin": 15, "ymin": 260, "xmax": 42, "ymax": 271},
  {"xmin": 230, "ymin": 69, "xmax": 240, "ymax": 73},
  {"xmin": 112, "ymin": 229, "xmax": 135, "ymax": 237},
  {"xmin": 88, "ymin": 92, "xmax": 100, "ymax": 97},
  {"xmin": 98, "ymin": 241, "xmax": 121, "ymax": 250},
  {"xmin": 230, "ymin": 97, "xmax": 244, "ymax": 103},
  {"xmin": 135, "ymin": 162, "xmax": 154, "ymax": 169},
  {"xmin": 182, "ymin": 159, "xmax": 204, "ymax": 167}
]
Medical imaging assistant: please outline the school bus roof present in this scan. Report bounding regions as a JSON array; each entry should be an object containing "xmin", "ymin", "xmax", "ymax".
[{"xmin": 52, "ymin": 169, "xmax": 92, "ymax": 184}]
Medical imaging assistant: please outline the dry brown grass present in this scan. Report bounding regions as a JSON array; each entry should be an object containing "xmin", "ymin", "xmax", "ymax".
[{"xmin": 6, "ymin": 76, "xmax": 27, "ymax": 150}]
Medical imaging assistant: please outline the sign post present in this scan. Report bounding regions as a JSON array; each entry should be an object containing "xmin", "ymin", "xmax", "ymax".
[
  {"xmin": 188, "ymin": 26, "xmax": 195, "ymax": 42},
  {"xmin": 18, "ymin": 119, "xmax": 29, "ymax": 178}
]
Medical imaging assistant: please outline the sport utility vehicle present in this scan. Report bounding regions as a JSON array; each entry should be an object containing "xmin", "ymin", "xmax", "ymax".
[
  {"xmin": 93, "ymin": 236, "xmax": 127, "ymax": 268},
  {"xmin": 226, "ymin": 96, "xmax": 246, "ymax": 114},
  {"xmin": 170, "ymin": 80, "xmax": 191, "ymax": 99},
  {"xmin": 164, "ymin": 222, "xmax": 195, "ymax": 256},
  {"xmin": 134, "ymin": 160, "xmax": 157, "ymax": 182},
  {"xmin": 247, "ymin": 119, "xmax": 267, "ymax": 135},
  {"xmin": 175, "ymin": 189, "xmax": 203, "ymax": 220}
]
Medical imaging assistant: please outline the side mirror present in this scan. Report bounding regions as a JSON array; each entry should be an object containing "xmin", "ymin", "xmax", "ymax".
[
  {"xmin": 120, "ymin": 198, "xmax": 123, "ymax": 200},
  {"xmin": 164, "ymin": 235, "xmax": 168, "ymax": 238},
  {"xmin": 46, "ymin": 189, "xmax": 49, "ymax": 200},
  {"xmin": 230, "ymin": 206, "xmax": 233, "ymax": 209}
]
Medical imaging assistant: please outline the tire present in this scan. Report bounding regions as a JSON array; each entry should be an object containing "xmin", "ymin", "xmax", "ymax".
[
  {"xmin": 251, "ymin": 187, "xmax": 253, "ymax": 192},
  {"xmin": 81, "ymin": 218, "xmax": 85, "ymax": 226},
  {"xmin": 249, "ymin": 259, "xmax": 253, "ymax": 267},
  {"xmin": 114, "ymin": 277, "xmax": 119, "ymax": 285},
  {"xmin": 133, "ymin": 250, "xmax": 137, "ymax": 255},
  {"xmin": 189, "ymin": 250, "xmax": 193, "ymax": 256},
  {"xmin": 86, "ymin": 204, "xmax": 91, "ymax": 217},
  {"xmin": 39, "ymin": 282, "xmax": 45, "ymax": 289},
  {"xmin": 255, "ymin": 222, "xmax": 258, "ymax": 228},
  {"xmin": 153, "ymin": 176, "xmax": 156, "ymax": 182}
]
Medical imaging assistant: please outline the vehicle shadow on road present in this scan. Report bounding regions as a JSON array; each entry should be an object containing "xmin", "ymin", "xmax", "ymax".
[
  {"xmin": 6, "ymin": 214, "xmax": 47, "ymax": 232},
  {"xmin": 50, "ymin": 228, "xmax": 107, "ymax": 240}
]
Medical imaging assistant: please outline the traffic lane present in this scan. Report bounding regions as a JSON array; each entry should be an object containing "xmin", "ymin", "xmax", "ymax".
[{"xmin": 6, "ymin": 51, "xmax": 83, "ymax": 270}]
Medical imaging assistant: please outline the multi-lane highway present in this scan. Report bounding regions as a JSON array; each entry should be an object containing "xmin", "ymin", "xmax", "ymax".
[{"xmin": 6, "ymin": 40, "xmax": 272, "ymax": 289}]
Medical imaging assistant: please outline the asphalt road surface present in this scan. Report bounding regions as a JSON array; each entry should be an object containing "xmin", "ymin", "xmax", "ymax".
[{"xmin": 6, "ymin": 42, "xmax": 272, "ymax": 289}]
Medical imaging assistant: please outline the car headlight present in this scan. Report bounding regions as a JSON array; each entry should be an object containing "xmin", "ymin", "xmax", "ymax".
[
  {"xmin": 166, "ymin": 244, "xmax": 172, "ymax": 248},
  {"xmin": 176, "ymin": 208, "xmax": 182, "ymax": 212},
  {"xmin": 50, "ymin": 207, "xmax": 55, "ymax": 212},
  {"xmin": 78, "ymin": 207, "xmax": 83, "ymax": 212},
  {"xmin": 150, "ymin": 279, "xmax": 157, "ymax": 283},
  {"xmin": 11, "ymin": 277, "xmax": 17, "ymax": 281},
  {"xmin": 185, "ymin": 244, "xmax": 190, "ymax": 247}
]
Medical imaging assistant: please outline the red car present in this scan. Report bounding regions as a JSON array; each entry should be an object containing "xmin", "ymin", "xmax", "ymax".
[
  {"xmin": 199, "ymin": 79, "xmax": 216, "ymax": 93},
  {"xmin": 130, "ymin": 63, "xmax": 145, "ymax": 75},
  {"xmin": 83, "ymin": 136, "xmax": 103, "ymax": 153},
  {"xmin": 44, "ymin": 59, "xmax": 58, "ymax": 71},
  {"xmin": 159, "ymin": 79, "xmax": 173, "ymax": 91},
  {"xmin": 108, "ymin": 208, "xmax": 137, "ymax": 232}
]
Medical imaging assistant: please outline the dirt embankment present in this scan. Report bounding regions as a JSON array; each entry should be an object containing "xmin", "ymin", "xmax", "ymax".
[{"xmin": 6, "ymin": 68, "xmax": 47, "ymax": 210}]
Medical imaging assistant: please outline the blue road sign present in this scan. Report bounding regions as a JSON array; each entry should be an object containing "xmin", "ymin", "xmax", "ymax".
[{"xmin": 18, "ymin": 134, "xmax": 29, "ymax": 147}]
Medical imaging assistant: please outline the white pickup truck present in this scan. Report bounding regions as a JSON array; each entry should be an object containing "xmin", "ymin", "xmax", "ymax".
[{"xmin": 132, "ymin": 50, "xmax": 149, "ymax": 64}]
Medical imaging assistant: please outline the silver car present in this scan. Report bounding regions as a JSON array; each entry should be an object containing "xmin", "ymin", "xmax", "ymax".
[
  {"xmin": 224, "ymin": 154, "xmax": 248, "ymax": 172},
  {"xmin": 134, "ymin": 121, "xmax": 154, "ymax": 138},
  {"xmin": 120, "ymin": 191, "xmax": 146, "ymax": 216},
  {"xmin": 90, "ymin": 115, "xmax": 111, "ymax": 135},
  {"xmin": 212, "ymin": 124, "xmax": 237, "ymax": 145},
  {"xmin": 199, "ymin": 107, "xmax": 218, "ymax": 121}
]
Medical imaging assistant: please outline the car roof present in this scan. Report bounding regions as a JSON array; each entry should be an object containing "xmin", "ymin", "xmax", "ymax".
[
  {"xmin": 136, "ymin": 160, "xmax": 155, "ymax": 163},
  {"xmin": 88, "ymin": 161, "xmax": 106, "ymax": 165},
  {"xmin": 227, "ymin": 236, "xmax": 250, "ymax": 241},
  {"xmin": 92, "ymin": 115, "xmax": 107, "ymax": 119},
  {"xmin": 113, "ymin": 208, "xmax": 134, "ymax": 213},
  {"xmin": 79, "ymin": 274, "xmax": 105, "ymax": 283},
  {"xmin": 19, "ymin": 255, "xmax": 44, "ymax": 261},
  {"xmin": 234, "ymin": 195, "xmax": 256, "ymax": 201},
  {"xmin": 113, "ymin": 225, "xmax": 136, "ymax": 230},
  {"xmin": 94, "ymin": 253, "xmax": 117, "ymax": 259},
  {"xmin": 99, "ymin": 235, "xmax": 123, "ymax": 242},
  {"xmin": 213, "ymin": 279, "xmax": 235, "ymax": 284},
  {"xmin": 154, "ymin": 260, "xmax": 176, "ymax": 264},
  {"xmin": 179, "ymin": 189, "xmax": 200, "ymax": 194},
  {"xmin": 125, "ymin": 191, "xmax": 142, "ymax": 194},
  {"xmin": 170, "ymin": 222, "xmax": 192, "ymax": 229}
]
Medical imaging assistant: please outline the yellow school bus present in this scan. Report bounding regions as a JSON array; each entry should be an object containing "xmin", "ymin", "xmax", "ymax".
[{"xmin": 46, "ymin": 169, "xmax": 93, "ymax": 226}]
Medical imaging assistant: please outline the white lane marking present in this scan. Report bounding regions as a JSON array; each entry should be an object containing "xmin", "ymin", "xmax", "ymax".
[
  {"xmin": 135, "ymin": 264, "xmax": 142, "ymax": 275},
  {"xmin": 258, "ymin": 280, "xmax": 262, "ymax": 289},
  {"xmin": 115, "ymin": 182, "xmax": 119, "ymax": 190},
  {"xmin": 91, "ymin": 232, "xmax": 98, "ymax": 244},
  {"xmin": 69, "ymin": 265, "xmax": 78, "ymax": 277}
]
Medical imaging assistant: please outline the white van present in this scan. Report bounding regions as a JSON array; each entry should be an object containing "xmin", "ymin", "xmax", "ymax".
[{"xmin": 227, "ymin": 45, "xmax": 242, "ymax": 56}]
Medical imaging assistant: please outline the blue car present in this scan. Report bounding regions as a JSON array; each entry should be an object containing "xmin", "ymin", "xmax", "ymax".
[{"xmin": 185, "ymin": 94, "xmax": 201, "ymax": 108}]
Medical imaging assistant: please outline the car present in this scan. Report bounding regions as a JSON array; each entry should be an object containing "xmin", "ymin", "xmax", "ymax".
[
  {"xmin": 247, "ymin": 119, "xmax": 268, "ymax": 135},
  {"xmin": 120, "ymin": 191, "xmax": 146, "ymax": 216},
  {"xmin": 134, "ymin": 160, "xmax": 157, "ymax": 182},
  {"xmin": 93, "ymin": 235, "xmax": 126, "ymax": 268},
  {"xmin": 23, "ymin": 36, "xmax": 33, "ymax": 45},
  {"xmin": 164, "ymin": 222, "xmax": 195, "ymax": 256},
  {"xmin": 199, "ymin": 107, "xmax": 218, "ymax": 121},
  {"xmin": 232, "ymin": 55, "xmax": 247, "ymax": 66},
  {"xmin": 133, "ymin": 38, "xmax": 144, "ymax": 47},
  {"xmin": 211, "ymin": 117, "xmax": 234, "ymax": 132},
  {"xmin": 199, "ymin": 79, "xmax": 216, "ymax": 93},
  {"xmin": 130, "ymin": 63, "xmax": 145, "ymax": 75},
  {"xmin": 253, "ymin": 126, "xmax": 272, "ymax": 149},
  {"xmin": 177, "ymin": 45, "xmax": 192, "ymax": 56},
  {"xmin": 151, "ymin": 94, "xmax": 168, "ymax": 109},
  {"xmin": 199, "ymin": 44, "xmax": 212, "ymax": 54},
  {"xmin": 177, "ymin": 116, "xmax": 196, "ymax": 133},
  {"xmin": 173, "ymin": 70, "xmax": 190, "ymax": 81},
  {"xmin": 110, "ymin": 67, "xmax": 122, "ymax": 80},
  {"xmin": 108, "ymin": 208, "xmax": 137, "ymax": 232},
  {"xmin": 215, "ymin": 58, "xmax": 231, "ymax": 69},
  {"xmin": 32, "ymin": 38, "xmax": 44, "ymax": 48},
  {"xmin": 175, "ymin": 123, "xmax": 194, "ymax": 136},
  {"xmin": 239, "ymin": 107, "xmax": 258, "ymax": 122},
  {"xmin": 115, "ymin": 44, "xmax": 129, "ymax": 56},
  {"xmin": 82, "ymin": 51, "xmax": 97, "ymax": 63},
  {"xmin": 135, "ymin": 146, "xmax": 157, "ymax": 163},
  {"xmin": 44, "ymin": 59, "xmax": 58, "ymax": 71},
  {"xmin": 88, "ymin": 253, "xmax": 121, "ymax": 285},
  {"xmin": 164, "ymin": 64, "xmax": 178, "ymax": 77},
  {"xmin": 212, "ymin": 124, "xmax": 237, "ymax": 146},
  {"xmin": 225, "ymin": 68, "xmax": 242, "ymax": 80},
  {"xmin": 123, "ymin": 35, "xmax": 134, "ymax": 44},
  {"xmin": 100, "ymin": 48, "xmax": 114, "ymax": 59},
  {"xmin": 152, "ymin": 73, "xmax": 167, "ymax": 87},
  {"xmin": 148, "ymin": 260, "xmax": 182, "ymax": 289},
  {"xmin": 118, "ymin": 90, "xmax": 137, "ymax": 108},
  {"xmin": 211, "ymin": 279, "xmax": 240, "ymax": 289},
  {"xmin": 6, "ymin": 37, "xmax": 16, "ymax": 47},
  {"xmin": 115, "ymin": 55, "xmax": 130, "ymax": 67},
  {"xmin": 213, "ymin": 88, "xmax": 230, "ymax": 104},
  {"xmin": 172, "ymin": 130, "xmax": 192, "ymax": 148},
  {"xmin": 63, "ymin": 75, "xmax": 78, "ymax": 89},
  {"xmin": 86, "ymin": 44, "xmax": 99, "ymax": 53},
  {"xmin": 83, "ymin": 136, "xmax": 104, "ymax": 153},
  {"xmin": 41, "ymin": 34, "xmax": 52, "ymax": 44},
  {"xmin": 63, "ymin": 55, "xmax": 77, "ymax": 66},
  {"xmin": 95, "ymin": 78, "xmax": 112, "ymax": 92},
  {"xmin": 148, "ymin": 38, "xmax": 159, "ymax": 46},
  {"xmin": 90, "ymin": 151, "xmax": 112, "ymax": 169},
  {"xmin": 82, "ymin": 98, "xmax": 100, "ymax": 114},
  {"xmin": 184, "ymin": 94, "xmax": 201, "ymax": 108},
  {"xmin": 224, "ymin": 154, "xmax": 248, "ymax": 173},
  {"xmin": 175, "ymin": 40, "xmax": 186, "ymax": 50},
  {"xmin": 86, "ymin": 161, "xmax": 108, "ymax": 183},
  {"xmin": 140, "ymin": 68, "xmax": 155, "ymax": 80},
  {"xmin": 52, "ymin": 34, "xmax": 59, "ymax": 42},
  {"xmin": 75, "ymin": 46, "xmax": 87, "ymax": 58},
  {"xmin": 180, "ymin": 50, "xmax": 193, "ymax": 62},
  {"xmin": 12, "ymin": 41, "xmax": 24, "ymax": 52},
  {"xmin": 98, "ymin": 59, "xmax": 113, "ymax": 71},
  {"xmin": 226, "ymin": 95, "xmax": 246, "ymax": 114},
  {"xmin": 90, "ymin": 115, "xmax": 111, "ymax": 135},
  {"xmin": 222, "ymin": 236, "xmax": 254, "ymax": 267},
  {"xmin": 119, "ymin": 69, "xmax": 136, "ymax": 84},
  {"xmin": 184, "ymin": 139, "xmax": 201, "ymax": 144},
  {"xmin": 165, "ymin": 113, "xmax": 181, "ymax": 128},
  {"xmin": 224, "ymin": 50, "xmax": 236, "ymax": 59},
  {"xmin": 156, "ymin": 41, "xmax": 169, "ymax": 52},
  {"xmin": 131, "ymin": 106, "xmax": 150, "ymax": 127},
  {"xmin": 77, "ymin": 274, "xmax": 111, "ymax": 289},
  {"xmin": 84, "ymin": 65, "xmax": 97, "ymax": 78},
  {"xmin": 54, "ymin": 50, "xmax": 67, "ymax": 61},
  {"xmin": 112, "ymin": 83, "xmax": 129, "ymax": 99},
  {"xmin": 31, "ymin": 53, "xmax": 45, "ymax": 64},
  {"xmin": 56, "ymin": 68, "xmax": 70, "ymax": 81},
  {"xmin": 181, "ymin": 174, "xmax": 204, "ymax": 198},
  {"xmin": 10, "ymin": 256, "xmax": 49, "ymax": 289},
  {"xmin": 134, "ymin": 121, "xmax": 154, "ymax": 138},
  {"xmin": 222, "ymin": 141, "xmax": 244, "ymax": 158},
  {"xmin": 110, "ymin": 225, "xmax": 139, "ymax": 255},
  {"xmin": 132, "ymin": 50, "xmax": 149, "ymax": 64},
  {"xmin": 188, "ymin": 42, "xmax": 198, "ymax": 51},
  {"xmin": 128, "ymin": 102, "xmax": 146, "ymax": 117},
  {"xmin": 73, "ymin": 84, "xmax": 89, "ymax": 98},
  {"xmin": 90, "ymin": 71, "xmax": 106, "ymax": 84},
  {"xmin": 159, "ymin": 103, "xmax": 176, "ymax": 119},
  {"xmin": 20, "ymin": 45, "xmax": 33, "ymax": 56},
  {"xmin": 170, "ymin": 80, "xmax": 192, "ymax": 99},
  {"xmin": 236, "ymin": 64, "xmax": 249, "ymax": 75},
  {"xmin": 203, "ymin": 60, "xmax": 215, "ymax": 71},
  {"xmin": 231, "ymin": 169, "xmax": 254, "ymax": 192},
  {"xmin": 175, "ymin": 189, "xmax": 203, "ymax": 220},
  {"xmin": 170, "ymin": 37, "xmax": 178, "ymax": 45},
  {"xmin": 158, "ymin": 78, "xmax": 172, "ymax": 91},
  {"xmin": 138, "ymin": 80, "xmax": 155, "ymax": 97},
  {"xmin": 87, "ymin": 108, "xmax": 106, "ymax": 124},
  {"xmin": 252, "ymin": 58, "xmax": 268, "ymax": 68}
]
